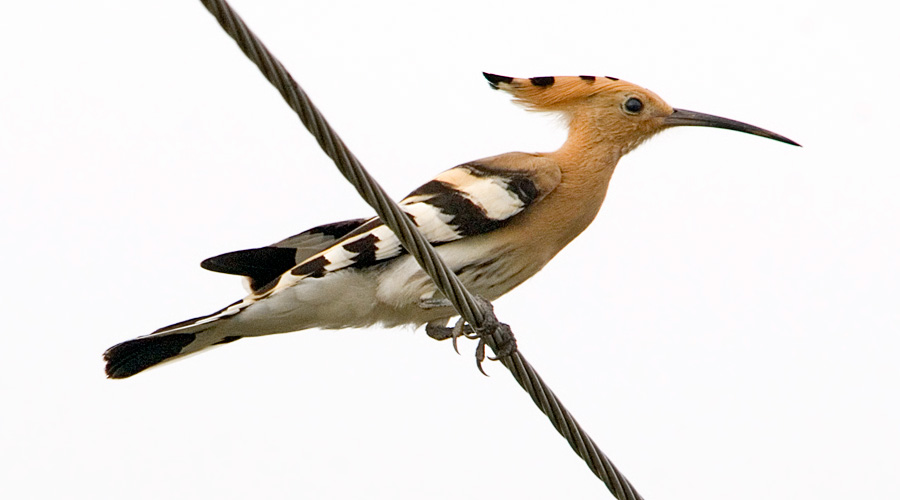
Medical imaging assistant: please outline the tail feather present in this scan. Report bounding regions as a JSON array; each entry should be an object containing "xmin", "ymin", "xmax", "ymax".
[
  {"xmin": 104, "ymin": 333, "xmax": 202, "ymax": 379},
  {"xmin": 104, "ymin": 312, "xmax": 248, "ymax": 378}
]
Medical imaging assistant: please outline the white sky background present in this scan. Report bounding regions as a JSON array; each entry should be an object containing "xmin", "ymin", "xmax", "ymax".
[{"xmin": 1, "ymin": 1, "xmax": 897, "ymax": 498}]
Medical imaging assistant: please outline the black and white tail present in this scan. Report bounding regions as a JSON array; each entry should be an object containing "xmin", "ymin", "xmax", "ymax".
[{"xmin": 104, "ymin": 308, "xmax": 245, "ymax": 379}]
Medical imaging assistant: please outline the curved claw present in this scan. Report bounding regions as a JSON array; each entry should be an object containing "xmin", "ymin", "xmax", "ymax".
[
  {"xmin": 475, "ymin": 339, "xmax": 489, "ymax": 376},
  {"xmin": 450, "ymin": 317, "xmax": 466, "ymax": 355}
]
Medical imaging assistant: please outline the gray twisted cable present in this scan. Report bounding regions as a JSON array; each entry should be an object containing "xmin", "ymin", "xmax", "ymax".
[{"xmin": 197, "ymin": 1, "xmax": 644, "ymax": 498}]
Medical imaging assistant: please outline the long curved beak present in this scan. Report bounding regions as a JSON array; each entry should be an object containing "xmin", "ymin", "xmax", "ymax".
[{"xmin": 665, "ymin": 108, "xmax": 800, "ymax": 146}]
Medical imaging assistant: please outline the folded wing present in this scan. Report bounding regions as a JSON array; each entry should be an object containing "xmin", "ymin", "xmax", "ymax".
[{"xmin": 200, "ymin": 218, "xmax": 368, "ymax": 291}]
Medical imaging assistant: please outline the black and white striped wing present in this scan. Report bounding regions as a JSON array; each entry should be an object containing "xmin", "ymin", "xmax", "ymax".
[{"xmin": 279, "ymin": 161, "xmax": 546, "ymax": 283}]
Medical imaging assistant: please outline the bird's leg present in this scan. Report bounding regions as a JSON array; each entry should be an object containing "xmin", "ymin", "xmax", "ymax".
[
  {"xmin": 418, "ymin": 297, "xmax": 454, "ymax": 309},
  {"xmin": 422, "ymin": 298, "xmax": 476, "ymax": 354}
]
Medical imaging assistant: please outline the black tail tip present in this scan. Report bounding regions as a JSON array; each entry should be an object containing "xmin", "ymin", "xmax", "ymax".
[
  {"xmin": 483, "ymin": 72, "xmax": 513, "ymax": 89},
  {"xmin": 103, "ymin": 333, "xmax": 196, "ymax": 379}
]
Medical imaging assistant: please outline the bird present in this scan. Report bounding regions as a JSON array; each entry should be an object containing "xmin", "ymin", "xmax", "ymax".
[{"xmin": 103, "ymin": 72, "xmax": 799, "ymax": 379}]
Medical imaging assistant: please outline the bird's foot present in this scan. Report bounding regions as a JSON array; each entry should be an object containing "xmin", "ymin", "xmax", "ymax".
[
  {"xmin": 424, "ymin": 296, "xmax": 517, "ymax": 375},
  {"xmin": 470, "ymin": 296, "xmax": 517, "ymax": 375},
  {"xmin": 426, "ymin": 318, "xmax": 478, "ymax": 355}
]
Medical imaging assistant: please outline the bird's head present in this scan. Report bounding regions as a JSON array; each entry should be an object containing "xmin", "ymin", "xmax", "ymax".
[{"xmin": 483, "ymin": 73, "xmax": 799, "ymax": 156}]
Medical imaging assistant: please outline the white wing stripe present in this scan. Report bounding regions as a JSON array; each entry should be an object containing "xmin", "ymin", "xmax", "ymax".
[
  {"xmin": 435, "ymin": 167, "xmax": 525, "ymax": 220},
  {"xmin": 456, "ymin": 176, "xmax": 524, "ymax": 220},
  {"xmin": 371, "ymin": 225, "xmax": 403, "ymax": 260},
  {"xmin": 403, "ymin": 202, "xmax": 462, "ymax": 242}
]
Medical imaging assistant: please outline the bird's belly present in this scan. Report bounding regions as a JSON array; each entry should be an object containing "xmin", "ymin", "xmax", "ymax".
[
  {"xmin": 231, "ymin": 269, "xmax": 382, "ymax": 334},
  {"xmin": 375, "ymin": 241, "xmax": 543, "ymax": 318}
]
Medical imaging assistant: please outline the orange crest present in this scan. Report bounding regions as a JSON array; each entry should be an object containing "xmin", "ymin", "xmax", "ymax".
[{"xmin": 483, "ymin": 73, "xmax": 635, "ymax": 112}]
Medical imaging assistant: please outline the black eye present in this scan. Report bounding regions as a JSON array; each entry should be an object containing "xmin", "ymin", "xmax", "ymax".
[{"xmin": 624, "ymin": 97, "xmax": 643, "ymax": 114}]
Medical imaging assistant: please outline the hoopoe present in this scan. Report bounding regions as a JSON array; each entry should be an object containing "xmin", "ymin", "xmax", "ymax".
[{"xmin": 104, "ymin": 73, "xmax": 798, "ymax": 378}]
